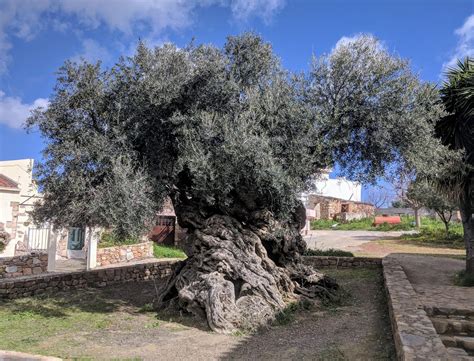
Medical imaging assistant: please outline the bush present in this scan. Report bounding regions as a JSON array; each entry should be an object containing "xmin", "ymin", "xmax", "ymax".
[
  {"xmin": 304, "ymin": 248, "xmax": 354, "ymax": 257},
  {"xmin": 454, "ymin": 270, "xmax": 474, "ymax": 287},
  {"xmin": 310, "ymin": 216, "xmax": 416, "ymax": 231},
  {"xmin": 98, "ymin": 231, "xmax": 140, "ymax": 248},
  {"xmin": 153, "ymin": 244, "xmax": 186, "ymax": 259}
]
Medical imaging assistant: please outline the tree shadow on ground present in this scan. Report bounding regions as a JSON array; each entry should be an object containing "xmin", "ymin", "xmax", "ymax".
[
  {"xmin": 0, "ymin": 279, "xmax": 211, "ymax": 331},
  {"xmin": 219, "ymin": 268, "xmax": 396, "ymax": 361}
]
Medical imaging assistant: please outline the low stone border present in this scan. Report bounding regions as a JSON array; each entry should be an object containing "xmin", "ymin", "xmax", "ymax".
[
  {"xmin": 0, "ymin": 252, "xmax": 48, "ymax": 279},
  {"xmin": 382, "ymin": 257, "xmax": 449, "ymax": 360},
  {"xmin": 303, "ymin": 256, "xmax": 381, "ymax": 269},
  {"xmin": 96, "ymin": 241, "xmax": 153, "ymax": 267},
  {"xmin": 0, "ymin": 259, "xmax": 179, "ymax": 300}
]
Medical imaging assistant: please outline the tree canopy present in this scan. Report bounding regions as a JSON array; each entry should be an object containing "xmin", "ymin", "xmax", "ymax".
[{"xmin": 28, "ymin": 33, "xmax": 444, "ymax": 239}]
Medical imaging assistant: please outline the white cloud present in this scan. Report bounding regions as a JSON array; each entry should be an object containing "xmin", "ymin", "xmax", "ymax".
[
  {"xmin": 0, "ymin": 91, "xmax": 49, "ymax": 129},
  {"xmin": 0, "ymin": 0, "xmax": 285, "ymax": 75},
  {"xmin": 443, "ymin": 14, "xmax": 474, "ymax": 71},
  {"xmin": 231, "ymin": 0, "xmax": 285, "ymax": 23},
  {"xmin": 71, "ymin": 38, "xmax": 113, "ymax": 64},
  {"xmin": 0, "ymin": 0, "xmax": 285, "ymax": 129}
]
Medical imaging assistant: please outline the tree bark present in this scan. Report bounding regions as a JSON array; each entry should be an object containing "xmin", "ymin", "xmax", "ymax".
[
  {"xmin": 460, "ymin": 181, "xmax": 474, "ymax": 275},
  {"xmin": 154, "ymin": 195, "xmax": 338, "ymax": 333},
  {"xmin": 414, "ymin": 208, "xmax": 421, "ymax": 229}
]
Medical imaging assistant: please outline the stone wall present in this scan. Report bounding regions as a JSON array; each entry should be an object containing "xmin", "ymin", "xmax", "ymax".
[
  {"xmin": 303, "ymin": 256, "xmax": 381, "ymax": 269},
  {"xmin": 0, "ymin": 259, "xmax": 177, "ymax": 300},
  {"xmin": 0, "ymin": 252, "xmax": 48, "ymax": 279},
  {"xmin": 307, "ymin": 195, "xmax": 374, "ymax": 221},
  {"xmin": 382, "ymin": 257, "xmax": 448, "ymax": 360},
  {"xmin": 96, "ymin": 241, "xmax": 153, "ymax": 267}
]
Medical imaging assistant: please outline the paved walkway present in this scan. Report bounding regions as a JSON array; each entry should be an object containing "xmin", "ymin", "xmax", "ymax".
[
  {"xmin": 304, "ymin": 230, "xmax": 413, "ymax": 251},
  {"xmin": 393, "ymin": 254, "xmax": 474, "ymax": 314}
]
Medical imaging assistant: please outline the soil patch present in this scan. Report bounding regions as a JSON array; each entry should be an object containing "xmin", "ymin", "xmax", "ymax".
[{"xmin": 0, "ymin": 269, "xmax": 395, "ymax": 360}]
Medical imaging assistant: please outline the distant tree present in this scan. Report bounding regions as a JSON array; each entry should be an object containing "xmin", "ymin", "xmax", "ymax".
[
  {"xmin": 28, "ymin": 33, "xmax": 446, "ymax": 333},
  {"xmin": 366, "ymin": 187, "xmax": 391, "ymax": 208},
  {"xmin": 391, "ymin": 200, "xmax": 409, "ymax": 208},
  {"xmin": 407, "ymin": 179, "xmax": 458, "ymax": 235},
  {"xmin": 389, "ymin": 169, "xmax": 424, "ymax": 227},
  {"xmin": 435, "ymin": 57, "xmax": 474, "ymax": 275}
]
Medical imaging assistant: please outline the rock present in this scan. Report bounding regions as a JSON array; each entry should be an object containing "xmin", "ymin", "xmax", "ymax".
[
  {"xmin": 432, "ymin": 318, "xmax": 449, "ymax": 334},
  {"xmin": 32, "ymin": 267, "xmax": 43, "ymax": 274},
  {"xmin": 5, "ymin": 266, "xmax": 17, "ymax": 273}
]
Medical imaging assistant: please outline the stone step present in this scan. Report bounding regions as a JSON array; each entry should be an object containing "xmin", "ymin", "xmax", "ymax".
[
  {"xmin": 442, "ymin": 335, "xmax": 474, "ymax": 353},
  {"xmin": 432, "ymin": 317, "xmax": 474, "ymax": 335},
  {"xmin": 427, "ymin": 306, "xmax": 474, "ymax": 318},
  {"xmin": 447, "ymin": 347, "xmax": 474, "ymax": 361}
]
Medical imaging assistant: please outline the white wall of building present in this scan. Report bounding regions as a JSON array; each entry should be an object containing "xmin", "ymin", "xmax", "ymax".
[
  {"xmin": 0, "ymin": 159, "xmax": 40, "ymax": 257},
  {"xmin": 300, "ymin": 170, "xmax": 361, "ymax": 205}
]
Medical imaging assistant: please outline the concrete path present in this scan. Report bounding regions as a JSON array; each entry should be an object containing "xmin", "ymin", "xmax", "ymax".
[
  {"xmin": 392, "ymin": 253, "xmax": 474, "ymax": 312},
  {"xmin": 303, "ymin": 230, "xmax": 413, "ymax": 251}
]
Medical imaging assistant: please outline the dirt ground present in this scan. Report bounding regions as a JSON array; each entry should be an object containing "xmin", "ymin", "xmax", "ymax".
[
  {"xmin": 305, "ymin": 230, "xmax": 465, "ymax": 258},
  {"xmin": 0, "ymin": 269, "xmax": 395, "ymax": 361},
  {"xmin": 391, "ymin": 253, "xmax": 465, "ymax": 285}
]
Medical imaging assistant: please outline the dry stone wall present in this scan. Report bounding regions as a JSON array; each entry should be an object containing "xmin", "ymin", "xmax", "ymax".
[
  {"xmin": 0, "ymin": 252, "xmax": 48, "ymax": 279},
  {"xmin": 382, "ymin": 257, "xmax": 449, "ymax": 360},
  {"xmin": 303, "ymin": 256, "xmax": 381, "ymax": 269},
  {"xmin": 0, "ymin": 259, "xmax": 177, "ymax": 300},
  {"xmin": 96, "ymin": 241, "xmax": 153, "ymax": 267}
]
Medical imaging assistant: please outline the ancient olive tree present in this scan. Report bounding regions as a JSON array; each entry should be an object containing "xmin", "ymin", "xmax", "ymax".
[{"xmin": 28, "ymin": 33, "xmax": 442, "ymax": 333}]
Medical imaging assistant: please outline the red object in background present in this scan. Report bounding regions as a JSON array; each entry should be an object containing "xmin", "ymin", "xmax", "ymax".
[
  {"xmin": 373, "ymin": 216, "xmax": 401, "ymax": 226},
  {"xmin": 149, "ymin": 216, "xmax": 176, "ymax": 245}
]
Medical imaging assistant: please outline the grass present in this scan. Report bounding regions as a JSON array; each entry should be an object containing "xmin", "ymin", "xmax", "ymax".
[
  {"xmin": 0, "ymin": 294, "xmax": 114, "ymax": 355},
  {"xmin": 304, "ymin": 248, "xmax": 354, "ymax": 257},
  {"xmin": 310, "ymin": 215, "xmax": 416, "ymax": 231},
  {"xmin": 98, "ymin": 231, "xmax": 141, "ymax": 248},
  {"xmin": 153, "ymin": 243, "xmax": 186, "ymax": 259},
  {"xmin": 454, "ymin": 270, "xmax": 474, "ymax": 287}
]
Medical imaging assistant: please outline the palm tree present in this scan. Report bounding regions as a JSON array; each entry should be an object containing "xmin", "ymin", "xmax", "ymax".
[{"xmin": 437, "ymin": 57, "xmax": 474, "ymax": 275}]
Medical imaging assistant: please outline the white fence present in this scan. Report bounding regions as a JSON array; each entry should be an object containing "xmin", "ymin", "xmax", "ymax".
[{"xmin": 27, "ymin": 226, "xmax": 50, "ymax": 251}]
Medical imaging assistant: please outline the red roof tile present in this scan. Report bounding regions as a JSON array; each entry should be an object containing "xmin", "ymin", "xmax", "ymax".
[{"xmin": 0, "ymin": 174, "xmax": 19, "ymax": 189}]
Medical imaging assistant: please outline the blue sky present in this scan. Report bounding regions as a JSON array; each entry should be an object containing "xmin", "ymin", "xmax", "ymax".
[{"xmin": 0, "ymin": 0, "xmax": 473, "ymax": 201}]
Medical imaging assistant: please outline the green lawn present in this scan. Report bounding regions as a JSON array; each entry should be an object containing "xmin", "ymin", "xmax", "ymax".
[
  {"xmin": 310, "ymin": 215, "xmax": 415, "ymax": 231},
  {"xmin": 153, "ymin": 244, "xmax": 186, "ymax": 259}
]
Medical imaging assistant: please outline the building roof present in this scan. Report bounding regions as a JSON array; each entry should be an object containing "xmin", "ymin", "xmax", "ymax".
[
  {"xmin": 307, "ymin": 194, "xmax": 374, "ymax": 208},
  {"xmin": 0, "ymin": 173, "xmax": 19, "ymax": 189}
]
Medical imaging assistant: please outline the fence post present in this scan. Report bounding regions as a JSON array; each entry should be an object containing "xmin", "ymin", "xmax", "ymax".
[
  {"xmin": 47, "ymin": 229, "xmax": 57, "ymax": 272},
  {"xmin": 86, "ymin": 227, "xmax": 97, "ymax": 271}
]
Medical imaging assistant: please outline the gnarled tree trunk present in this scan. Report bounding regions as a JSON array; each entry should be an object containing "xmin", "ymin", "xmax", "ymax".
[{"xmin": 154, "ymin": 194, "xmax": 337, "ymax": 334}]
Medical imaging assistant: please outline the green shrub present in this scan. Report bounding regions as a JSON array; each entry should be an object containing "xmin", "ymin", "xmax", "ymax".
[
  {"xmin": 98, "ymin": 231, "xmax": 140, "ymax": 248},
  {"xmin": 454, "ymin": 270, "xmax": 474, "ymax": 287},
  {"xmin": 153, "ymin": 244, "xmax": 186, "ymax": 259},
  {"xmin": 304, "ymin": 248, "xmax": 354, "ymax": 257}
]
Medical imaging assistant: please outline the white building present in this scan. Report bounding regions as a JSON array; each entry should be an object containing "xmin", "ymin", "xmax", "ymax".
[
  {"xmin": 0, "ymin": 159, "xmax": 43, "ymax": 257},
  {"xmin": 300, "ymin": 169, "xmax": 362, "ymax": 205}
]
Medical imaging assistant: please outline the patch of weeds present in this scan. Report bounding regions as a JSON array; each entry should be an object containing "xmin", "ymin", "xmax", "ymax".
[
  {"xmin": 232, "ymin": 330, "xmax": 247, "ymax": 337},
  {"xmin": 454, "ymin": 270, "xmax": 474, "ymax": 287},
  {"xmin": 145, "ymin": 321, "xmax": 161, "ymax": 329},
  {"xmin": 273, "ymin": 300, "xmax": 314, "ymax": 326},
  {"xmin": 304, "ymin": 248, "xmax": 354, "ymax": 257},
  {"xmin": 138, "ymin": 303, "xmax": 155, "ymax": 313},
  {"xmin": 95, "ymin": 319, "xmax": 110, "ymax": 329},
  {"xmin": 317, "ymin": 343, "xmax": 346, "ymax": 360}
]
